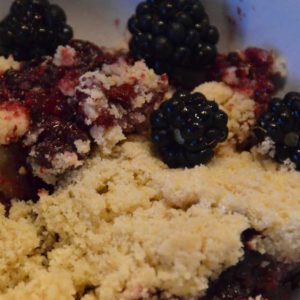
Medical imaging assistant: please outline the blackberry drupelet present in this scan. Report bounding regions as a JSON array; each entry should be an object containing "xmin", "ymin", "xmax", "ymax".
[
  {"xmin": 128, "ymin": 0, "xmax": 219, "ymax": 79},
  {"xmin": 0, "ymin": 0, "xmax": 73, "ymax": 61},
  {"xmin": 151, "ymin": 91, "xmax": 228, "ymax": 168},
  {"xmin": 255, "ymin": 92, "xmax": 300, "ymax": 170}
]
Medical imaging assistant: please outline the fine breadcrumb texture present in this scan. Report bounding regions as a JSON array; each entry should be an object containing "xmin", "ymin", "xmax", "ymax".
[
  {"xmin": 74, "ymin": 139, "xmax": 91, "ymax": 155},
  {"xmin": 0, "ymin": 145, "xmax": 248, "ymax": 299},
  {"xmin": 1, "ymin": 133, "xmax": 300, "ymax": 299},
  {"xmin": 90, "ymin": 125, "xmax": 126, "ymax": 155},
  {"xmin": 119, "ymin": 137, "xmax": 300, "ymax": 265},
  {"xmin": 193, "ymin": 81, "xmax": 256, "ymax": 145},
  {"xmin": 2, "ymin": 270, "xmax": 76, "ymax": 300},
  {"xmin": 1, "ymin": 83, "xmax": 300, "ymax": 299},
  {"xmin": 77, "ymin": 57, "xmax": 168, "ymax": 151}
]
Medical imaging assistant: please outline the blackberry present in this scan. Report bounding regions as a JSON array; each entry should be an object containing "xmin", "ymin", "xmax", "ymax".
[
  {"xmin": 128, "ymin": 0, "xmax": 219, "ymax": 79},
  {"xmin": 26, "ymin": 116, "xmax": 90, "ymax": 173},
  {"xmin": 151, "ymin": 91, "xmax": 228, "ymax": 168},
  {"xmin": 255, "ymin": 92, "xmax": 300, "ymax": 170},
  {"xmin": 0, "ymin": 0, "xmax": 73, "ymax": 61}
]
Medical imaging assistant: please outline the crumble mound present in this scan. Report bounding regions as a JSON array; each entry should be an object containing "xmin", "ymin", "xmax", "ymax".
[
  {"xmin": 1, "ymin": 183, "xmax": 248, "ymax": 299},
  {"xmin": 193, "ymin": 81, "xmax": 255, "ymax": 145},
  {"xmin": 0, "ymin": 43, "xmax": 169, "ymax": 185},
  {"xmin": 76, "ymin": 57, "xmax": 168, "ymax": 155},
  {"xmin": 1, "ymin": 83, "xmax": 300, "ymax": 299}
]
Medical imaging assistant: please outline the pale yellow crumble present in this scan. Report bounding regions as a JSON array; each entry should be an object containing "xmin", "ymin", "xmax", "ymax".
[
  {"xmin": 1, "ymin": 83, "xmax": 300, "ymax": 300},
  {"xmin": 194, "ymin": 81, "xmax": 255, "ymax": 145},
  {"xmin": 0, "ymin": 55, "xmax": 20, "ymax": 74}
]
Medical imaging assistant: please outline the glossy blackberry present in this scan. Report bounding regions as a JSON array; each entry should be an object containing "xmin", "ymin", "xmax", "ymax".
[
  {"xmin": 0, "ymin": 0, "xmax": 73, "ymax": 61},
  {"xmin": 151, "ymin": 92, "xmax": 228, "ymax": 168},
  {"xmin": 128, "ymin": 0, "xmax": 219, "ymax": 78},
  {"xmin": 255, "ymin": 92, "xmax": 300, "ymax": 170}
]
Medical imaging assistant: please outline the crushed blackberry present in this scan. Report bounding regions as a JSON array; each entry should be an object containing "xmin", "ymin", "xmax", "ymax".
[
  {"xmin": 208, "ymin": 48, "xmax": 281, "ymax": 117},
  {"xmin": 151, "ymin": 91, "xmax": 228, "ymax": 168},
  {"xmin": 0, "ymin": 40, "xmax": 168, "ymax": 186},
  {"xmin": 203, "ymin": 249, "xmax": 299, "ymax": 300},
  {"xmin": 202, "ymin": 230, "xmax": 299, "ymax": 300},
  {"xmin": 128, "ymin": 0, "xmax": 219, "ymax": 82},
  {"xmin": 0, "ymin": 0, "xmax": 73, "ymax": 61},
  {"xmin": 254, "ymin": 92, "xmax": 300, "ymax": 170},
  {"xmin": 0, "ymin": 40, "xmax": 117, "ymax": 120},
  {"xmin": 0, "ymin": 40, "xmax": 120, "ymax": 185},
  {"xmin": 25, "ymin": 116, "xmax": 90, "ymax": 171}
]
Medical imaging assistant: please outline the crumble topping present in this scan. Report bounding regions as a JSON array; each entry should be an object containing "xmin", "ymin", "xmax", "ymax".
[
  {"xmin": 193, "ymin": 81, "xmax": 255, "ymax": 145},
  {"xmin": 29, "ymin": 151, "xmax": 83, "ymax": 185},
  {"xmin": 0, "ymin": 55, "xmax": 20, "ymax": 74},
  {"xmin": 0, "ymin": 41, "xmax": 169, "ymax": 184},
  {"xmin": 117, "ymin": 137, "xmax": 300, "ymax": 264},
  {"xmin": 74, "ymin": 139, "xmax": 91, "ymax": 155},
  {"xmin": 24, "ymin": 116, "xmax": 90, "ymax": 185},
  {"xmin": 58, "ymin": 74, "xmax": 79, "ymax": 97},
  {"xmin": 53, "ymin": 45, "xmax": 77, "ymax": 67},
  {"xmin": 90, "ymin": 125, "xmax": 126, "ymax": 154},
  {"xmin": 0, "ymin": 180, "xmax": 247, "ymax": 299},
  {"xmin": 2, "ymin": 132, "xmax": 300, "ymax": 299},
  {"xmin": 77, "ymin": 58, "xmax": 168, "ymax": 136},
  {"xmin": 0, "ymin": 102, "xmax": 30, "ymax": 145},
  {"xmin": 0, "ymin": 0, "xmax": 297, "ymax": 297},
  {"xmin": 75, "ymin": 57, "xmax": 168, "ymax": 154},
  {"xmin": 0, "ymin": 83, "xmax": 300, "ymax": 299},
  {"xmin": 251, "ymin": 137, "xmax": 298, "ymax": 172},
  {"xmin": 254, "ymin": 137, "xmax": 276, "ymax": 158},
  {"xmin": 209, "ymin": 48, "xmax": 284, "ymax": 116}
]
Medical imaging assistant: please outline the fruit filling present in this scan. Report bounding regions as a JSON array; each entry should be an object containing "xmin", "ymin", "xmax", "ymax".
[
  {"xmin": 0, "ymin": 0, "xmax": 300, "ymax": 300},
  {"xmin": 208, "ymin": 48, "xmax": 286, "ymax": 117},
  {"xmin": 203, "ymin": 251, "xmax": 299, "ymax": 300},
  {"xmin": 0, "ymin": 40, "xmax": 168, "ymax": 184},
  {"xmin": 132, "ymin": 252, "xmax": 299, "ymax": 300}
]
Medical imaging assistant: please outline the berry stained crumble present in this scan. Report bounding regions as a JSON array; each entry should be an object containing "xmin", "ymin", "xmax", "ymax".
[
  {"xmin": 0, "ymin": 40, "xmax": 168, "ymax": 184},
  {"xmin": 208, "ymin": 48, "xmax": 286, "ymax": 117},
  {"xmin": 0, "ymin": 1, "xmax": 300, "ymax": 300}
]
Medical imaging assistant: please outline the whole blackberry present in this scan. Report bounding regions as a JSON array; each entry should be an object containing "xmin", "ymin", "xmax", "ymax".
[
  {"xmin": 0, "ymin": 0, "xmax": 73, "ymax": 61},
  {"xmin": 151, "ymin": 92, "xmax": 228, "ymax": 168},
  {"xmin": 255, "ymin": 92, "xmax": 300, "ymax": 170},
  {"xmin": 128, "ymin": 0, "xmax": 219, "ymax": 78}
]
